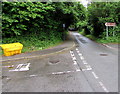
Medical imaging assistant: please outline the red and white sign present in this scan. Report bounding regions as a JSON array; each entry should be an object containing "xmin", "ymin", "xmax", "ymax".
[{"xmin": 105, "ymin": 22, "xmax": 116, "ymax": 26}]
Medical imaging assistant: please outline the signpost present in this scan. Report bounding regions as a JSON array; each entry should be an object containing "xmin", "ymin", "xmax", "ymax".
[
  {"xmin": 105, "ymin": 23, "xmax": 116, "ymax": 26},
  {"xmin": 63, "ymin": 24, "xmax": 65, "ymax": 28},
  {"xmin": 105, "ymin": 22, "xmax": 116, "ymax": 39},
  {"xmin": 62, "ymin": 24, "xmax": 65, "ymax": 40}
]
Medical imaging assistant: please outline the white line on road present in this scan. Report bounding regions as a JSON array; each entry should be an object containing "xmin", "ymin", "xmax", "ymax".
[
  {"xmin": 83, "ymin": 60, "xmax": 88, "ymax": 64},
  {"xmin": 74, "ymin": 39, "xmax": 109, "ymax": 92},
  {"xmin": 86, "ymin": 68, "xmax": 92, "ymax": 70},
  {"xmin": 66, "ymin": 71, "xmax": 73, "ymax": 73},
  {"xmin": 29, "ymin": 75, "xmax": 37, "ymax": 77},
  {"xmin": 76, "ymin": 48, "xmax": 79, "ymax": 51},
  {"xmin": 99, "ymin": 82, "xmax": 109, "ymax": 92},
  {"xmin": 86, "ymin": 65, "xmax": 91, "ymax": 68},
  {"xmin": 52, "ymin": 72, "xmax": 64, "ymax": 75},
  {"xmin": 78, "ymin": 53, "xmax": 82, "ymax": 56},
  {"xmin": 70, "ymin": 50, "xmax": 73, "ymax": 54},
  {"xmin": 72, "ymin": 57, "xmax": 76, "ymax": 61},
  {"xmin": 80, "ymin": 56, "xmax": 84, "ymax": 60},
  {"xmin": 73, "ymin": 61, "xmax": 77, "ymax": 65},
  {"xmin": 51, "ymin": 70, "xmax": 81, "ymax": 75},
  {"xmin": 9, "ymin": 63, "xmax": 30, "ymax": 72},
  {"xmin": 103, "ymin": 44, "xmax": 117, "ymax": 50},
  {"xmin": 71, "ymin": 53, "xmax": 74, "ymax": 57},
  {"xmin": 75, "ymin": 48, "xmax": 93, "ymax": 71},
  {"xmin": 87, "ymin": 68, "xmax": 92, "ymax": 70},
  {"xmin": 76, "ymin": 69, "xmax": 81, "ymax": 72},
  {"xmin": 70, "ymin": 50, "xmax": 81, "ymax": 72},
  {"xmin": 81, "ymin": 69, "xmax": 88, "ymax": 71},
  {"xmin": 77, "ymin": 50, "xmax": 80, "ymax": 53},
  {"xmin": 92, "ymin": 71, "xmax": 99, "ymax": 79}
]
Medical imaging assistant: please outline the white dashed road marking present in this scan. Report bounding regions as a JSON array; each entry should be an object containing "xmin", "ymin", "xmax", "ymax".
[
  {"xmin": 86, "ymin": 65, "xmax": 92, "ymax": 70},
  {"xmin": 78, "ymin": 53, "xmax": 82, "ymax": 56},
  {"xmin": 92, "ymin": 71, "xmax": 99, "ymax": 79},
  {"xmin": 103, "ymin": 44, "xmax": 117, "ymax": 50},
  {"xmin": 76, "ymin": 48, "xmax": 79, "ymax": 51},
  {"xmin": 76, "ymin": 69, "xmax": 81, "ymax": 72},
  {"xmin": 29, "ymin": 75, "xmax": 37, "ymax": 77},
  {"xmin": 71, "ymin": 54, "xmax": 74, "ymax": 57},
  {"xmin": 81, "ymin": 69, "xmax": 89, "ymax": 71},
  {"xmin": 53, "ymin": 71, "xmax": 63, "ymax": 75},
  {"xmin": 80, "ymin": 56, "xmax": 84, "ymax": 60},
  {"xmin": 72, "ymin": 57, "xmax": 76, "ymax": 61},
  {"xmin": 70, "ymin": 50, "xmax": 73, "ymax": 54},
  {"xmin": 70, "ymin": 51, "xmax": 81, "ymax": 72},
  {"xmin": 51, "ymin": 70, "xmax": 81, "ymax": 75},
  {"xmin": 77, "ymin": 50, "xmax": 80, "ymax": 53},
  {"xmin": 73, "ymin": 61, "xmax": 77, "ymax": 65},
  {"xmin": 99, "ymin": 82, "xmax": 109, "ymax": 92},
  {"xmin": 75, "ymin": 48, "xmax": 109, "ymax": 92},
  {"xmin": 83, "ymin": 60, "xmax": 88, "ymax": 64}
]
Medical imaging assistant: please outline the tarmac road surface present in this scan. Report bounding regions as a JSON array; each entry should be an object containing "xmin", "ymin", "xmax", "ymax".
[{"xmin": 2, "ymin": 32, "xmax": 118, "ymax": 92}]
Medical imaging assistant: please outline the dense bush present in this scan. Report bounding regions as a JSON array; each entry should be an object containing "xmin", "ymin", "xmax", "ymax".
[
  {"xmin": 2, "ymin": 2, "xmax": 60, "ymax": 37},
  {"xmin": 1, "ymin": 2, "xmax": 86, "ymax": 52},
  {"xmin": 2, "ymin": 2, "xmax": 85, "ymax": 38},
  {"xmin": 87, "ymin": 2, "xmax": 120, "ymax": 37}
]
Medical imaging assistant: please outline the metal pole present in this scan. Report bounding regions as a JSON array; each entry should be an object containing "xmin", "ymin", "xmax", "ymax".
[
  {"xmin": 113, "ymin": 26, "xmax": 115, "ymax": 36},
  {"xmin": 63, "ymin": 24, "xmax": 65, "ymax": 41},
  {"xmin": 106, "ymin": 26, "xmax": 108, "ymax": 39}
]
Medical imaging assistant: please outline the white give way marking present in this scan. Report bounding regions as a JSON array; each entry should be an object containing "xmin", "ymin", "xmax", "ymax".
[
  {"xmin": 70, "ymin": 48, "xmax": 109, "ymax": 92},
  {"xmin": 9, "ymin": 63, "xmax": 30, "ymax": 72}
]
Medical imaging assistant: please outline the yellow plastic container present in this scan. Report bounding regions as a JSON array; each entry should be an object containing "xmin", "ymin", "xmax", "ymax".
[{"xmin": 0, "ymin": 43, "xmax": 23, "ymax": 56}]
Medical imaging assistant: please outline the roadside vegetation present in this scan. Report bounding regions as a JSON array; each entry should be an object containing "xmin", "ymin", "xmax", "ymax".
[
  {"xmin": 79, "ymin": 2, "xmax": 120, "ymax": 43},
  {"xmin": 1, "ymin": 2, "xmax": 86, "ymax": 54},
  {"xmin": 1, "ymin": 2, "xmax": 120, "ymax": 55}
]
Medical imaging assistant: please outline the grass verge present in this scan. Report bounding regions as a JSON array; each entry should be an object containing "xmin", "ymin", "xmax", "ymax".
[
  {"xmin": 0, "ymin": 33, "xmax": 63, "ymax": 55},
  {"xmin": 79, "ymin": 31, "xmax": 120, "ymax": 44}
]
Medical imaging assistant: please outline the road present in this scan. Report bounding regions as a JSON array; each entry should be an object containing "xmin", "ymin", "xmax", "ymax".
[{"xmin": 2, "ymin": 32, "xmax": 118, "ymax": 92}]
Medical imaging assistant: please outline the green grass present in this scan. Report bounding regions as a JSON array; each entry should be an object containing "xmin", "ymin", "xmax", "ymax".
[
  {"xmin": 80, "ymin": 31, "xmax": 86, "ymax": 36},
  {"xmin": 21, "ymin": 39, "xmax": 62, "ymax": 53},
  {"xmin": 79, "ymin": 31, "xmax": 119, "ymax": 44},
  {"xmin": 96, "ymin": 36, "xmax": 120, "ymax": 43},
  {"xmin": 85, "ymin": 35, "xmax": 96, "ymax": 40},
  {"xmin": 86, "ymin": 35, "xmax": 119, "ymax": 43},
  {"xmin": 1, "ymin": 33, "xmax": 63, "ymax": 55}
]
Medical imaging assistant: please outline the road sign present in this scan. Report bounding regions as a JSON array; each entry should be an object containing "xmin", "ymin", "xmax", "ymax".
[
  {"xmin": 105, "ymin": 22, "xmax": 116, "ymax": 26},
  {"xmin": 105, "ymin": 22, "xmax": 116, "ymax": 39}
]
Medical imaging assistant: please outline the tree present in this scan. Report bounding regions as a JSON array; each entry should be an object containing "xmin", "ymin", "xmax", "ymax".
[{"xmin": 87, "ymin": 2, "xmax": 120, "ymax": 37}]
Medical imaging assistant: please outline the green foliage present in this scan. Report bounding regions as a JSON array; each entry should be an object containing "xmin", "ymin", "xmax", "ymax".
[
  {"xmin": 85, "ymin": 35, "xmax": 96, "ymax": 40},
  {"xmin": 2, "ymin": 2, "xmax": 88, "ymax": 53},
  {"xmin": 79, "ymin": 30, "xmax": 86, "ymax": 36},
  {"xmin": 87, "ymin": 2, "xmax": 120, "ymax": 38},
  {"xmin": 69, "ymin": 3, "xmax": 87, "ymax": 29},
  {"xmin": 2, "ymin": 31, "xmax": 62, "ymax": 53},
  {"xmin": 2, "ymin": 2, "xmax": 57, "ymax": 37},
  {"xmin": 79, "ymin": 2, "xmax": 120, "ymax": 43},
  {"xmin": 2, "ymin": 2, "xmax": 86, "ymax": 37},
  {"xmin": 96, "ymin": 36, "xmax": 120, "ymax": 43}
]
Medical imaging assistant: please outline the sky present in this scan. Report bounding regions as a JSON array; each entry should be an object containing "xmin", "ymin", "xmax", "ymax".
[{"xmin": 79, "ymin": 0, "xmax": 90, "ymax": 7}]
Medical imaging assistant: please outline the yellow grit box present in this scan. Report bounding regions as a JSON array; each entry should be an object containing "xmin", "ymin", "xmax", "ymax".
[{"xmin": 0, "ymin": 43, "xmax": 23, "ymax": 56}]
